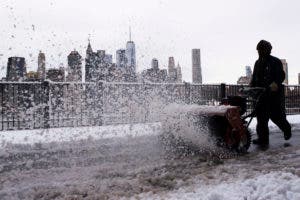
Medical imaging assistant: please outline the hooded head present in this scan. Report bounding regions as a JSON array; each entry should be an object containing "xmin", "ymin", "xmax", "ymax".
[{"xmin": 257, "ymin": 40, "xmax": 272, "ymax": 58}]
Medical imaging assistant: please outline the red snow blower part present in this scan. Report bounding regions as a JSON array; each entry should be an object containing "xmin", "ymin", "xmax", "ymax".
[{"xmin": 161, "ymin": 87, "xmax": 265, "ymax": 153}]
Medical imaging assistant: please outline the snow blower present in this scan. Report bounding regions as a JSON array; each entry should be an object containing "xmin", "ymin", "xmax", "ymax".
[{"xmin": 161, "ymin": 87, "xmax": 265, "ymax": 153}]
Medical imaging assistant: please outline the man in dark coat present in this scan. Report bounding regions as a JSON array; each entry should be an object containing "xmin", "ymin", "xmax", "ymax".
[{"xmin": 250, "ymin": 40, "xmax": 291, "ymax": 147}]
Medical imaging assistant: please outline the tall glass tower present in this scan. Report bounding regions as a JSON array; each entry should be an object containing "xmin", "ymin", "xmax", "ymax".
[
  {"xmin": 37, "ymin": 51, "xmax": 46, "ymax": 80},
  {"xmin": 192, "ymin": 49, "xmax": 202, "ymax": 84},
  {"xmin": 125, "ymin": 27, "xmax": 136, "ymax": 73}
]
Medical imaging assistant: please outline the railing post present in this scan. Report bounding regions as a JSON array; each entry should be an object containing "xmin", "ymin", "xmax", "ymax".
[
  {"xmin": 283, "ymin": 85, "xmax": 287, "ymax": 114},
  {"xmin": 42, "ymin": 81, "xmax": 50, "ymax": 129},
  {"xmin": 0, "ymin": 83, "xmax": 3, "ymax": 131},
  {"xmin": 97, "ymin": 81, "xmax": 104, "ymax": 126},
  {"xmin": 220, "ymin": 83, "xmax": 226, "ymax": 100},
  {"xmin": 184, "ymin": 82, "xmax": 191, "ymax": 104}
]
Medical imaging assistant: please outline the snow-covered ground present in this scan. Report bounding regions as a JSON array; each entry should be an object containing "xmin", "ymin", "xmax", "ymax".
[
  {"xmin": 0, "ymin": 115, "xmax": 299, "ymax": 199},
  {"xmin": 0, "ymin": 123, "xmax": 162, "ymax": 148},
  {"xmin": 140, "ymin": 172, "xmax": 300, "ymax": 200}
]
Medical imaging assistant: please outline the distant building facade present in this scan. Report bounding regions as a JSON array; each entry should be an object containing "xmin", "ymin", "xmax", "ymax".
[
  {"xmin": 106, "ymin": 63, "xmax": 124, "ymax": 82},
  {"xmin": 104, "ymin": 54, "xmax": 113, "ymax": 65},
  {"xmin": 281, "ymin": 59, "xmax": 288, "ymax": 85},
  {"xmin": 66, "ymin": 51, "xmax": 82, "ymax": 82},
  {"xmin": 46, "ymin": 67, "xmax": 65, "ymax": 82},
  {"xmin": 142, "ymin": 58, "xmax": 167, "ymax": 83},
  {"xmin": 176, "ymin": 63, "xmax": 182, "ymax": 83},
  {"xmin": 237, "ymin": 66, "xmax": 252, "ymax": 85},
  {"xmin": 168, "ymin": 57, "xmax": 177, "ymax": 82},
  {"xmin": 192, "ymin": 49, "xmax": 202, "ymax": 84},
  {"xmin": 245, "ymin": 66, "xmax": 252, "ymax": 78},
  {"xmin": 26, "ymin": 71, "xmax": 39, "ymax": 81},
  {"xmin": 237, "ymin": 76, "xmax": 251, "ymax": 85},
  {"xmin": 6, "ymin": 57, "xmax": 27, "ymax": 81},
  {"xmin": 85, "ymin": 42, "xmax": 115, "ymax": 82},
  {"xmin": 37, "ymin": 51, "xmax": 46, "ymax": 80},
  {"xmin": 85, "ymin": 30, "xmax": 137, "ymax": 83},
  {"xmin": 116, "ymin": 49, "xmax": 127, "ymax": 69},
  {"xmin": 85, "ymin": 42, "xmax": 96, "ymax": 82},
  {"xmin": 151, "ymin": 58, "xmax": 159, "ymax": 70},
  {"xmin": 167, "ymin": 57, "xmax": 182, "ymax": 83},
  {"xmin": 298, "ymin": 73, "xmax": 300, "ymax": 85}
]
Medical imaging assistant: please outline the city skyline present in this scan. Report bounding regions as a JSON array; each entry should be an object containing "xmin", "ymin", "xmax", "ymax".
[
  {"xmin": 3, "ymin": 43, "xmax": 184, "ymax": 83},
  {"xmin": 1, "ymin": 45, "xmax": 297, "ymax": 85},
  {"xmin": 4, "ymin": 37, "xmax": 298, "ymax": 84},
  {"xmin": 1, "ymin": 0, "xmax": 300, "ymax": 84}
]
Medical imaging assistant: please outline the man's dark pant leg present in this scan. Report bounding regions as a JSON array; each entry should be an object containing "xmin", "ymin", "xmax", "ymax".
[
  {"xmin": 270, "ymin": 92, "xmax": 291, "ymax": 139},
  {"xmin": 270, "ymin": 109, "xmax": 291, "ymax": 138},
  {"xmin": 256, "ymin": 110, "xmax": 270, "ymax": 144}
]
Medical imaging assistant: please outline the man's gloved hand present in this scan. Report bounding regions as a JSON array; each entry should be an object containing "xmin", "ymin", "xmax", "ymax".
[{"xmin": 270, "ymin": 82, "xmax": 278, "ymax": 92}]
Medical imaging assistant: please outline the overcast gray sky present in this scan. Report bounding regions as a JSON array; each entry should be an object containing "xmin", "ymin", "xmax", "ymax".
[{"xmin": 0, "ymin": 0, "xmax": 299, "ymax": 84}]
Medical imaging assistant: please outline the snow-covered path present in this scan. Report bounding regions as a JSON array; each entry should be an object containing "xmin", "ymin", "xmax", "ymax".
[
  {"xmin": 141, "ymin": 127, "xmax": 300, "ymax": 200},
  {"xmin": 0, "ymin": 117, "xmax": 300, "ymax": 199}
]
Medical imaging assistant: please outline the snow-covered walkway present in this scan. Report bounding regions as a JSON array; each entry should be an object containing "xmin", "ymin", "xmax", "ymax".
[{"xmin": 0, "ymin": 116, "xmax": 299, "ymax": 199}]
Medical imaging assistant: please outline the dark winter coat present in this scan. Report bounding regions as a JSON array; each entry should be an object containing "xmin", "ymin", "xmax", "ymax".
[
  {"xmin": 250, "ymin": 55, "xmax": 286, "ymax": 111},
  {"xmin": 250, "ymin": 55, "xmax": 285, "ymax": 89}
]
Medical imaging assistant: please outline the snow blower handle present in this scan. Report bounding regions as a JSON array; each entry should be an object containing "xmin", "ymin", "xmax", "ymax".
[
  {"xmin": 239, "ymin": 87, "xmax": 266, "ymax": 128},
  {"xmin": 239, "ymin": 87, "xmax": 266, "ymax": 99}
]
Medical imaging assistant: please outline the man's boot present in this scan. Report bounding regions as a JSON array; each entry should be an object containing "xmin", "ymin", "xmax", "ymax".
[
  {"xmin": 253, "ymin": 138, "xmax": 269, "ymax": 145},
  {"xmin": 253, "ymin": 139, "xmax": 269, "ymax": 150},
  {"xmin": 284, "ymin": 131, "xmax": 292, "ymax": 140}
]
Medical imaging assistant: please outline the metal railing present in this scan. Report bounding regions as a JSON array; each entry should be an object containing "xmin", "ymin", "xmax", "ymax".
[
  {"xmin": 285, "ymin": 85, "xmax": 300, "ymax": 115},
  {"xmin": 1, "ymin": 81, "xmax": 299, "ymax": 131}
]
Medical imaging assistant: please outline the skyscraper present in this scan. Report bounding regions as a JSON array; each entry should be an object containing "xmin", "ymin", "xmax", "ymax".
[
  {"xmin": 85, "ymin": 41, "xmax": 96, "ymax": 82},
  {"xmin": 281, "ymin": 59, "xmax": 288, "ymax": 85},
  {"xmin": 85, "ymin": 41, "xmax": 92, "ymax": 81},
  {"xmin": 66, "ymin": 50, "xmax": 82, "ymax": 82},
  {"xmin": 168, "ymin": 57, "xmax": 175, "ymax": 70},
  {"xmin": 168, "ymin": 57, "xmax": 177, "ymax": 82},
  {"xmin": 151, "ymin": 58, "xmax": 159, "ymax": 70},
  {"xmin": 85, "ymin": 41, "xmax": 112, "ymax": 82},
  {"xmin": 237, "ymin": 66, "xmax": 252, "ymax": 85},
  {"xmin": 6, "ymin": 57, "xmax": 27, "ymax": 81},
  {"xmin": 116, "ymin": 49, "xmax": 127, "ymax": 68},
  {"xmin": 192, "ymin": 49, "xmax": 202, "ymax": 84},
  {"xmin": 104, "ymin": 54, "xmax": 113, "ymax": 65},
  {"xmin": 97, "ymin": 50, "xmax": 106, "ymax": 60},
  {"xmin": 86, "ymin": 41, "xmax": 93, "ymax": 60},
  {"xmin": 298, "ymin": 73, "xmax": 300, "ymax": 85},
  {"xmin": 176, "ymin": 63, "xmax": 182, "ymax": 83},
  {"xmin": 141, "ymin": 58, "xmax": 167, "ymax": 83},
  {"xmin": 245, "ymin": 66, "xmax": 252, "ymax": 78},
  {"xmin": 125, "ymin": 28, "xmax": 136, "ymax": 73},
  {"xmin": 37, "ymin": 51, "xmax": 46, "ymax": 80}
]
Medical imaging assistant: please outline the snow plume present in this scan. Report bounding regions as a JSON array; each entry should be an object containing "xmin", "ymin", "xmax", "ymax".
[
  {"xmin": 160, "ymin": 103, "xmax": 214, "ymax": 151},
  {"xmin": 102, "ymin": 83, "xmax": 187, "ymax": 125}
]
